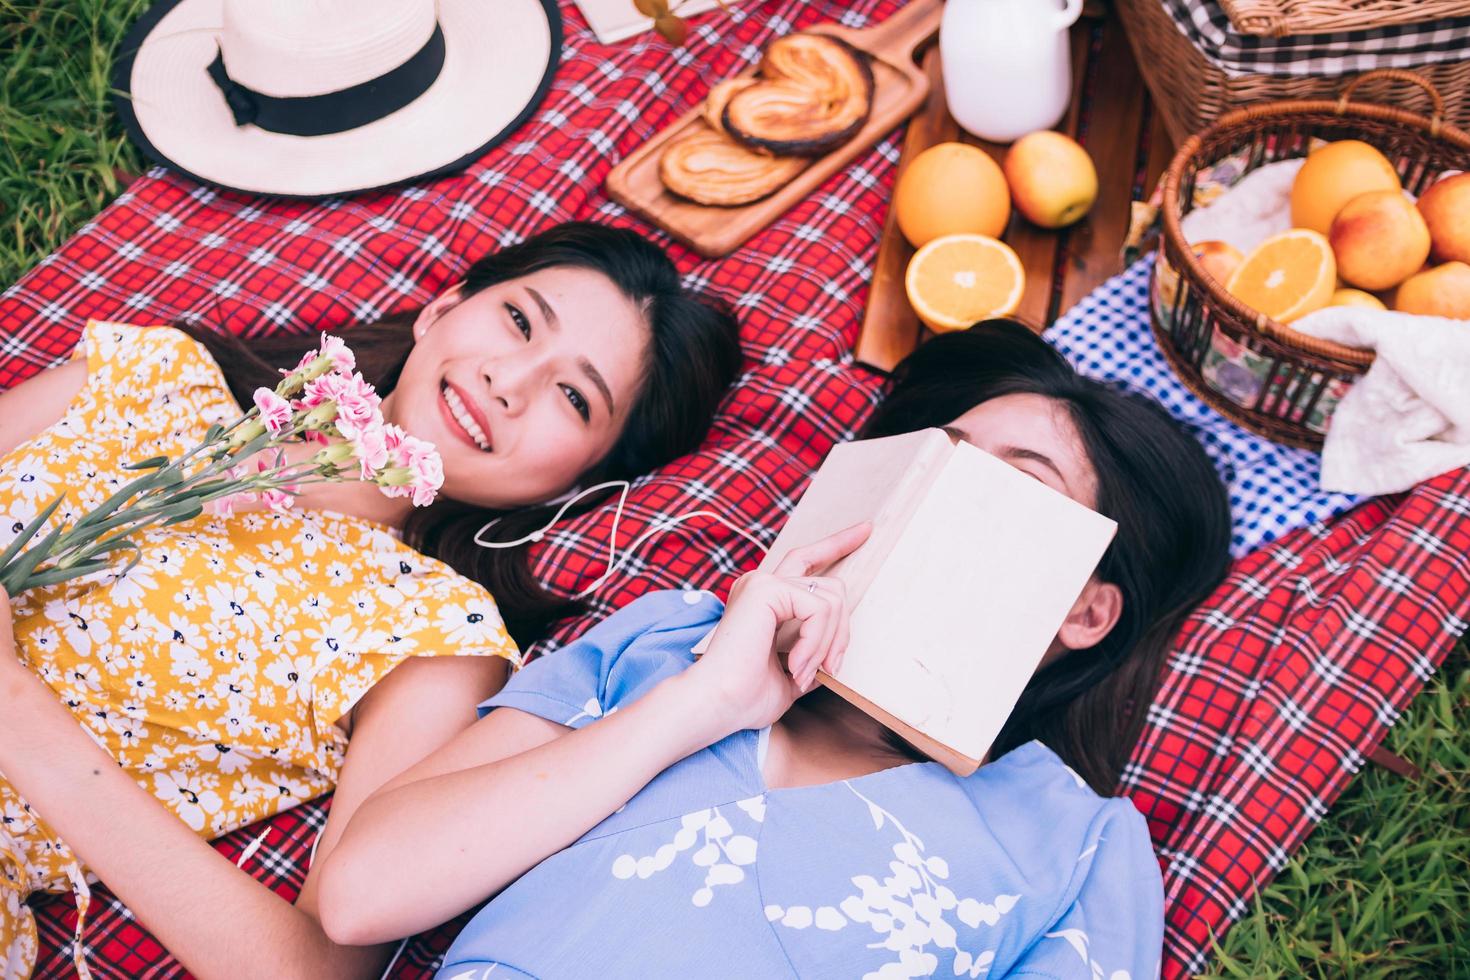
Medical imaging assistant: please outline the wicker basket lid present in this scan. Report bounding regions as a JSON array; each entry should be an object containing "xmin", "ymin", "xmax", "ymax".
[{"xmin": 1220, "ymin": 0, "xmax": 1470, "ymax": 38}]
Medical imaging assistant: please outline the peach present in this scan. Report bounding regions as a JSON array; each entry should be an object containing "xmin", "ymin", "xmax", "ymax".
[
  {"xmin": 1154, "ymin": 241, "xmax": 1241, "ymax": 309},
  {"xmin": 1393, "ymin": 262, "xmax": 1470, "ymax": 319},
  {"xmin": 1003, "ymin": 131, "xmax": 1098, "ymax": 229},
  {"xmin": 1417, "ymin": 171, "xmax": 1470, "ymax": 264},
  {"xmin": 1192, "ymin": 240, "xmax": 1244, "ymax": 286},
  {"xmin": 1328, "ymin": 190, "xmax": 1430, "ymax": 291}
]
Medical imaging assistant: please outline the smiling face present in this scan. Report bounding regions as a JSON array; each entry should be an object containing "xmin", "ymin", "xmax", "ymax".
[{"xmin": 381, "ymin": 266, "xmax": 650, "ymax": 509}]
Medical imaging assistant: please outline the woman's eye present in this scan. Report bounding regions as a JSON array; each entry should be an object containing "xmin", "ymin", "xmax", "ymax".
[
  {"xmin": 507, "ymin": 303, "xmax": 531, "ymax": 340},
  {"xmin": 561, "ymin": 384, "xmax": 590, "ymax": 422},
  {"xmin": 1009, "ymin": 464, "xmax": 1047, "ymax": 486}
]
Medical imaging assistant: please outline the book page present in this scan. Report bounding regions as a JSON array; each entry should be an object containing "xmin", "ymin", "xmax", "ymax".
[
  {"xmin": 833, "ymin": 442, "xmax": 1117, "ymax": 765},
  {"xmin": 692, "ymin": 429, "xmax": 950, "ymax": 657},
  {"xmin": 756, "ymin": 428, "xmax": 953, "ymax": 598}
]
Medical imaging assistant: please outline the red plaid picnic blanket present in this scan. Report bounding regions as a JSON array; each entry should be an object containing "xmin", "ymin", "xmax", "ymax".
[{"xmin": 4, "ymin": 1, "xmax": 1468, "ymax": 976}]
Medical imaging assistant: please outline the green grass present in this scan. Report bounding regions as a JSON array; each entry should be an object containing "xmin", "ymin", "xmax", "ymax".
[
  {"xmin": 0, "ymin": 0, "xmax": 146, "ymax": 286},
  {"xmin": 2, "ymin": 2, "xmax": 1469, "ymax": 975},
  {"xmin": 1206, "ymin": 645, "xmax": 1470, "ymax": 979}
]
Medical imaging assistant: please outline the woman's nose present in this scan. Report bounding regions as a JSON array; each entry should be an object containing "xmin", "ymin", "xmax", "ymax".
[{"xmin": 483, "ymin": 350, "xmax": 547, "ymax": 416}]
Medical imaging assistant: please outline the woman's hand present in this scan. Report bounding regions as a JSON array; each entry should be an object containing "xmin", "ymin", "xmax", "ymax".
[{"xmin": 685, "ymin": 522, "xmax": 871, "ymax": 735}]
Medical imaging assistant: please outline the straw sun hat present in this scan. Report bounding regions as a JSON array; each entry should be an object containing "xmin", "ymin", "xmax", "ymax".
[{"xmin": 113, "ymin": 0, "xmax": 562, "ymax": 198}]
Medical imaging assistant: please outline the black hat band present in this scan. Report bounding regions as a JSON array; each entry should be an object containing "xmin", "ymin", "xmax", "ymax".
[{"xmin": 205, "ymin": 24, "xmax": 446, "ymax": 137}]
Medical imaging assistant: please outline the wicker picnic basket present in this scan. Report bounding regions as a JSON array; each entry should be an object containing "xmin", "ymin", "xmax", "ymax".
[
  {"xmin": 1116, "ymin": 0, "xmax": 1470, "ymax": 143},
  {"xmin": 1221, "ymin": 0, "xmax": 1470, "ymax": 36},
  {"xmin": 1151, "ymin": 70, "xmax": 1470, "ymax": 449}
]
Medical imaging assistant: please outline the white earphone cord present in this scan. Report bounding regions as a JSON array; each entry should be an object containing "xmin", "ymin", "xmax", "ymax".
[{"xmin": 473, "ymin": 480, "xmax": 770, "ymax": 600}]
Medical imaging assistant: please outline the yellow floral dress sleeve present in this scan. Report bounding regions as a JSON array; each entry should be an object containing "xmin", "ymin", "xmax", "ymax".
[{"xmin": 6, "ymin": 320, "xmax": 239, "ymax": 526}]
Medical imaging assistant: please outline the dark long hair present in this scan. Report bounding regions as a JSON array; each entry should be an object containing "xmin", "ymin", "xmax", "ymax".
[
  {"xmin": 862, "ymin": 320, "xmax": 1231, "ymax": 793},
  {"xmin": 179, "ymin": 222, "xmax": 742, "ymax": 648}
]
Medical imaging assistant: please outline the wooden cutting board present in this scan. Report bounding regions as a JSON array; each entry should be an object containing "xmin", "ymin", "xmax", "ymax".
[
  {"xmin": 605, "ymin": 0, "xmax": 941, "ymax": 259},
  {"xmin": 854, "ymin": 1, "xmax": 1171, "ymax": 372}
]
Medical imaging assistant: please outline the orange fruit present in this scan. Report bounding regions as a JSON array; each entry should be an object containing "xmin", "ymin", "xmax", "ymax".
[
  {"xmin": 894, "ymin": 143, "xmax": 1010, "ymax": 247},
  {"xmin": 1327, "ymin": 288, "xmax": 1386, "ymax": 311},
  {"xmin": 1290, "ymin": 140, "xmax": 1400, "ymax": 234},
  {"xmin": 905, "ymin": 234, "xmax": 1025, "ymax": 332},
  {"xmin": 1225, "ymin": 229, "xmax": 1336, "ymax": 324}
]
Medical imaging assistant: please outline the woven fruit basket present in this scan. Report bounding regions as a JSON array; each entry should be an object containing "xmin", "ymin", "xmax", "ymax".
[
  {"xmin": 1151, "ymin": 70, "xmax": 1470, "ymax": 449},
  {"xmin": 1116, "ymin": 0, "xmax": 1470, "ymax": 143}
]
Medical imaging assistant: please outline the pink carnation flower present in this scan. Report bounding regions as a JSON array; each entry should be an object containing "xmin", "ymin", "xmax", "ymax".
[
  {"xmin": 258, "ymin": 487, "xmax": 294, "ymax": 512},
  {"xmin": 397, "ymin": 434, "xmax": 444, "ymax": 508},
  {"xmin": 377, "ymin": 427, "xmax": 444, "ymax": 507},
  {"xmin": 207, "ymin": 491, "xmax": 253, "ymax": 517},
  {"xmin": 252, "ymin": 388, "xmax": 293, "ymax": 435},
  {"xmin": 382, "ymin": 423, "xmax": 407, "ymax": 456},
  {"xmin": 333, "ymin": 378, "xmax": 383, "ymax": 440},
  {"xmin": 370, "ymin": 424, "xmax": 440, "ymax": 505},
  {"xmin": 294, "ymin": 334, "xmax": 357, "ymax": 376},
  {"xmin": 349, "ymin": 422, "xmax": 390, "ymax": 479},
  {"xmin": 298, "ymin": 371, "xmax": 382, "ymax": 439},
  {"xmin": 316, "ymin": 334, "xmax": 356, "ymax": 373},
  {"xmin": 295, "ymin": 376, "xmax": 330, "ymax": 411}
]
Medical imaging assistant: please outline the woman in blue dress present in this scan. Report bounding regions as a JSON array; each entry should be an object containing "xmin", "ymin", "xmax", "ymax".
[{"xmin": 316, "ymin": 320, "xmax": 1232, "ymax": 979}]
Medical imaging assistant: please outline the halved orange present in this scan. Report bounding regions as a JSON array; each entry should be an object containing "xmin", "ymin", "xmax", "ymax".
[
  {"xmin": 905, "ymin": 234, "xmax": 1025, "ymax": 332},
  {"xmin": 1224, "ymin": 229, "xmax": 1336, "ymax": 324}
]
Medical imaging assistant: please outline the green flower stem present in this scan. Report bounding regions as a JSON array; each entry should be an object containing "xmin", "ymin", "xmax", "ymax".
[
  {"xmin": 14, "ymin": 560, "xmax": 116, "ymax": 591},
  {"xmin": 0, "ymin": 518, "xmax": 75, "ymax": 594},
  {"xmin": 1, "ymin": 411, "xmax": 354, "ymax": 596},
  {"xmin": 35, "ymin": 503, "xmax": 187, "ymax": 575},
  {"xmin": 0, "ymin": 494, "xmax": 66, "ymax": 572}
]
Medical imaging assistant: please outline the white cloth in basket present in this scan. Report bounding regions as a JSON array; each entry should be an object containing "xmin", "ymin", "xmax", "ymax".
[{"xmin": 1292, "ymin": 306, "xmax": 1470, "ymax": 495}]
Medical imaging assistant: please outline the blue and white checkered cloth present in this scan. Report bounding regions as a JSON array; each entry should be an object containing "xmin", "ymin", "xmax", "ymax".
[{"xmin": 1045, "ymin": 254, "xmax": 1362, "ymax": 557}]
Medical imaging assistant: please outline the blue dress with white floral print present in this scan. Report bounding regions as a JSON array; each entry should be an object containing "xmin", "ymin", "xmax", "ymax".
[{"xmin": 437, "ymin": 590, "xmax": 1164, "ymax": 980}]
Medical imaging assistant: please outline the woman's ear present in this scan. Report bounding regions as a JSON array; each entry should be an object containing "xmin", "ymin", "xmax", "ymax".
[
  {"xmin": 1054, "ymin": 578, "xmax": 1123, "ymax": 653},
  {"xmin": 412, "ymin": 283, "xmax": 466, "ymax": 340}
]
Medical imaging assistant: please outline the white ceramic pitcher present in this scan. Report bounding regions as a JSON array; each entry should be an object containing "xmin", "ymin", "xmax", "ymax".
[{"xmin": 939, "ymin": 0, "xmax": 1084, "ymax": 143}]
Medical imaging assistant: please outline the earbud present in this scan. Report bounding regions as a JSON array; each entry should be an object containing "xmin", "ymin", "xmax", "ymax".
[
  {"xmin": 474, "ymin": 482, "xmax": 624, "ymax": 550},
  {"xmin": 473, "ymin": 480, "xmax": 771, "ymax": 600}
]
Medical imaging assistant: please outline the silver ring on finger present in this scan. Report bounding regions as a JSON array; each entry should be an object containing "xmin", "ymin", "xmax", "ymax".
[{"xmin": 807, "ymin": 580, "xmax": 818, "ymax": 594}]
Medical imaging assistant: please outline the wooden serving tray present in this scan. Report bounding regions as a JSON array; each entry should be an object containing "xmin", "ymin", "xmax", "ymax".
[
  {"xmin": 605, "ymin": 0, "xmax": 941, "ymax": 259},
  {"xmin": 854, "ymin": 2, "xmax": 1179, "ymax": 371}
]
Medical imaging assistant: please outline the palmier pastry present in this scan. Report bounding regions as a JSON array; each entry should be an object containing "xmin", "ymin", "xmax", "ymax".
[
  {"xmin": 723, "ymin": 33, "xmax": 874, "ymax": 156},
  {"xmin": 659, "ymin": 126, "xmax": 809, "ymax": 206},
  {"xmin": 760, "ymin": 32, "xmax": 873, "ymax": 107},
  {"xmin": 704, "ymin": 78, "xmax": 758, "ymax": 136}
]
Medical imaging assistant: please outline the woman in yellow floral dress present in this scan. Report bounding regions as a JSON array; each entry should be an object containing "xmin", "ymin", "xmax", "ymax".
[{"xmin": 0, "ymin": 222, "xmax": 741, "ymax": 978}]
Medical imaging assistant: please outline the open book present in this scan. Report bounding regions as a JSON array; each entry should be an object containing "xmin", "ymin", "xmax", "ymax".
[{"xmin": 731, "ymin": 428, "xmax": 1118, "ymax": 775}]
